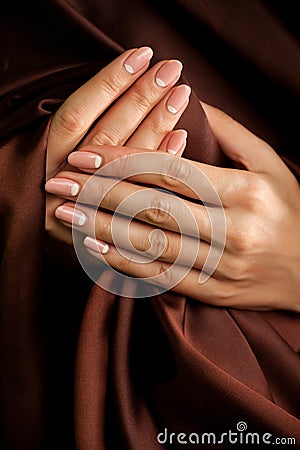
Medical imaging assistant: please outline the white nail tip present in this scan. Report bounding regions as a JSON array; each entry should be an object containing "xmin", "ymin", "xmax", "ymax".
[
  {"xmin": 94, "ymin": 155, "xmax": 102, "ymax": 168},
  {"xmin": 156, "ymin": 77, "xmax": 166, "ymax": 87},
  {"xmin": 124, "ymin": 63, "xmax": 134, "ymax": 74},
  {"xmin": 101, "ymin": 244, "xmax": 109, "ymax": 254},
  {"xmin": 70, "ymin": 183, "xmax": 80, "ymax": 196},
  {"xmin": 77, "ymin": 214, "xmax": 86, "ymax": 226},
  {"xmin": 167, "ymin": 105, "xmax": 177, "ymax": 114},
  {"xmin": 84, "ymin": 236, "xmax": 109, "ymax": 254},
  {"xmin": 167, "ymin": 149, "xmax": 177, "ymax": 155}
]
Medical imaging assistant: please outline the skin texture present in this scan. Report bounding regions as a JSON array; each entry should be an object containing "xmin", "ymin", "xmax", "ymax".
[
  {"xmin": 46, "ymin": 48, "xmax": 190, "ymax": 247},
  {"xmin": 45, "ymin": 50, "xmax": 300, "ymax": 314}
]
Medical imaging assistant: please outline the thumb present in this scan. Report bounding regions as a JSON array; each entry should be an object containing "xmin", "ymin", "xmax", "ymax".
[{"xmin": 200, "ymin": 101, "xmax": 287, "ymax": 176}]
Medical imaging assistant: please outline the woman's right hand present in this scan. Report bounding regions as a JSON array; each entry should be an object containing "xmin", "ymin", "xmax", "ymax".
[{"xmin": 45, "ymin": 47, "xmax": 191, "ymax": 256}]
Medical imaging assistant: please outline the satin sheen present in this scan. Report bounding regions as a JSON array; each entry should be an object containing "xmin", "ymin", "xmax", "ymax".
[{"xmin": 0, "ymin": 1, "xmax": 300, "ymax": 449}]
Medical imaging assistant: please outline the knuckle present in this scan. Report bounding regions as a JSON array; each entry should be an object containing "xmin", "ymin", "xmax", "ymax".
[
  {"xmin": 96, "ymin": 215, "xmax": 112, "ymax": 242},
  {"xmin": 230, "ymin": 229, "xmax": 253, "ymax": 253},
  {"xmin": 230, "ymin": 224, "xmax": 265, "ymax": 254},
  {"xmin": 89, "ymin": 127, "xmax": 120, "ymax": 146},
  {"xmin": 53, "ymin": 105, "xmax": 87, "ymax": 135},
  {"xmin": 84, "ymin": 176, "xmax": 107, "ymax": 207},
  {"xmin": 130, "ymin": 86, "xmax": 155, "ymax": 112},
  {"xmin": 97, "ymin": 72, "xmax": 125, "ymax": 99},
  {"xmin": 155, "ymin": 261, "xmax": 173, "ymax": 286},
  {"xmin": 147, "ymin": 117, "xmax": 169, "ymax": 139},
  {"xmin": 161, "ymin": 158, "xmax": 191, "ymax": 189},
  {"xmin": 144, "ymin": 195, "xmax": 171, "ymax": 225},
  {"xmin": 223, "ymin": 258, "xmax": 248, "ymax": 281},
  {"xmin": 112, "ymin": 153, "xmax": 132, "ymax": 178},
  {"xmin": 216, "ymin": 282, "xmax": 235, "ymax": 302},
  {"xmin": 117, "ymin": 252, "xmax": 134, "ymax": 273},
  {"xmin": 244, "ymin": 175, "xmax": 270, "ymax": 212},
  {"xmin": 148, "ymin": 230, "xmax": 169, "ymax": 259}
]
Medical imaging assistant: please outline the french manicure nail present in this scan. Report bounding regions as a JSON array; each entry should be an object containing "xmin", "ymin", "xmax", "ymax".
[
  {"xmin": 45, "ymin": 178, "xmax": 80, "ymax": 197},
  {"xmin": 124, "ymin": 46, "xmax": 153, "ymax": 74},
  {"xmin": 166, "ymin": 85, "xmax": 191, "ymax": 114},
  {"xmin": 166, "ymin": 130, "xmax": 188, "ymax": 155},
  {"xmin": 55, "ymin": 205, "xmax": 86, "ymax": 226},
  {"xmin": 84, "ymin": 236, "xmax": 109, "ymax": 254},
  {"xmin": 68, "ymin": 151, "xmax": 102, "ymax": 169},
  {"xmin": 155, "ymin": 60, "xmax": 183, "ymax": 87}
]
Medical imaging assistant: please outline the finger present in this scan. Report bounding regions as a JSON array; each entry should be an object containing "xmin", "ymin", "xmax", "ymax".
[
  {"xmin": 66, "ymin": 130, "xmax": 187, "ymax": 173},
  {"xmin": 54, "ymin": 201, "xmax": 212, "ymax": 270},
  {"xmin": 81, "ymin": 59, "xmax": 183, "ymax": 147},
  {"xmin": 83, "ymin": 240, "xmax": 266, "ymax": 309},
  {"xmin": 125, "ymin": 85, "xmax": 191, "ymax": 149},
  {"xmin": 200, "ymin": 101, "xmax": 289, "ymax": 176},
  {"xmin": 65, "ymin": 130, "xmax": 187, "ymax": 176},
  {"xmin": 157, "ymin": 129, "xmax": 188, "ymax": 156},
  {"xmin": 47, "ymin": 46, "xmax": 153, "ymax": 178},
  {"xmin": 82, "ymin": 236, "xmax": 224, "ymax": 304},
  {"xmin": 45, "ymin": 194, "xmax": 73, "ymax": 246},
  {"xmin": 45, "ymin": 172, "xmax": 214, "ymax": 243},
  {"xmin": 67, "ymin": 146, "xmax": 238, "ymax": 205}
]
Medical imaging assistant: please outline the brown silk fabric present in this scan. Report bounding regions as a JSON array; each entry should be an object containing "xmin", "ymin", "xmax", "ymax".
[{"xmin": 1, "ymin": 1, "xmax": 300, "ymax": 449}]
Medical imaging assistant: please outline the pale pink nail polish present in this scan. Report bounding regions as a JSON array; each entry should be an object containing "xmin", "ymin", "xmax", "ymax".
[
  {"xmin": 124, "ymin": 46, "xmax": 153, "ymax": 74},
  {"xmin": 55, "ymin": 205, "xmax": 86, "ymax": 226},
  {"xmin": 155, "ymin": 60, "xmax": 183, "ymax": 87},
  {"xmin": 84, "ymin": 236, "xmax": 109, "ymax": 254},
  {"xmin": 45, "ymin": 178, "xmax": 80, "ymax": 197},
  {"xmin": 166, "ymin": 85, "xmax": 191, "ymax": 114},
  {"xmin": 166, "ymin": 130, "xmax": 188, "ymax": 155},
  {"xmin": 68, "ymin": 151, "xmax": 102, "ymax": 169}
]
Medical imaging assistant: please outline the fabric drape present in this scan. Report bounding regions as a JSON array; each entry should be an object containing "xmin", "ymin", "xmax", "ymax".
[{"xmin": 0, "ymin": 1, "xmax": 299, "ymax": 449}]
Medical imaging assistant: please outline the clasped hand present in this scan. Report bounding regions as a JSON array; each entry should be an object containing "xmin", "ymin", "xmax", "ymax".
[{"xmin": 45, "ymin": 47, "xmax": 300, "ymax": 313}]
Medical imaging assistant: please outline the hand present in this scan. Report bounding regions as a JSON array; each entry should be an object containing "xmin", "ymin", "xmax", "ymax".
[
  {"xmin": 46, "ymin": 103, "xmax": 300, "ymax": 313},
  {"xmin": 45, "ymin": 47, "xmax": 191, "ymax": 252}
]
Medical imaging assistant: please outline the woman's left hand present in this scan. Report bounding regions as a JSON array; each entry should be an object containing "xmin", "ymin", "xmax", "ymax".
[{"xmin": 46, "ymin": 103, "xmax": 300, "ymax": 312}]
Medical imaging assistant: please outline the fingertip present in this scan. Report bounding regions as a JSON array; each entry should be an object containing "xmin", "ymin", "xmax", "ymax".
[
  {"xmin": 68, "ymin": 151, "xmax": 102, "ymax": 170},
  {"xmin": 166, "ymin": 129, "xmax": 188, "ymax": 156},
  {"xmin": 123, "ymin": 46, "xmax": 154, "ymax": 75}
]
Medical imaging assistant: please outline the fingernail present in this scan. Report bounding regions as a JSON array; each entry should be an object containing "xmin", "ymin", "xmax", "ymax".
[
  {"xmin": 45, "ymin": 178, "xmax": 80, "ymax": 197},
  {"xmin": 68, "ymin": 151, "xmax": 102, "ymax": 169},
  {"xmin": 155, "ymin": 60, "xmax": 183, "ymax": 87},
  {"xmin": 55, "ymin": 205, "xmax": 86, "ymax": 226},
  {"xmin": 166, "ymin": 85, "xmax": 191, "ymax": 114},
  {"xmin": 124, "ymin": 46, "xmax": 153, "ymax": 74},
  {"xmin": 166, "ymin": 130, "xmax": 188, "ymax": 155},
  {"xmin": 84, "ymin": 236, "xmax": 109, "ymax": 254}
]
